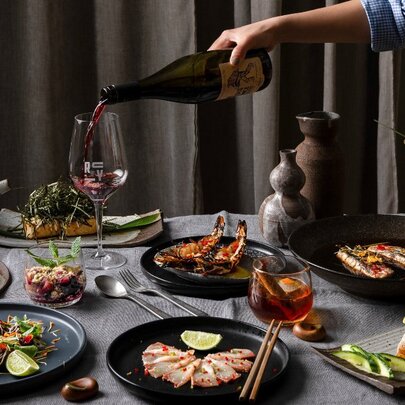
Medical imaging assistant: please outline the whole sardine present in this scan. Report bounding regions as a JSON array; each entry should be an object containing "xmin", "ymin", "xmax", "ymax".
[
  {"xmin": 336, "ymin": 246, "xmax": 394, "ymax": 279},
  {"xmin": 367, "ymin": 244, "xmax": 405, "ymax": 271}
]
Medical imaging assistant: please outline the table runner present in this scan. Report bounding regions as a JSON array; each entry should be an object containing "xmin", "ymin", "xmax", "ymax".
[{"xmin": 0, "ymin": 211, "xmax": 403, "ymax": 404}]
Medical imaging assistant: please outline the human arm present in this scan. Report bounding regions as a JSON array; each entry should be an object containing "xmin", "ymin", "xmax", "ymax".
[{"xmin": 209, "ymin": 0, "xmax": 370, "ymax": 65}]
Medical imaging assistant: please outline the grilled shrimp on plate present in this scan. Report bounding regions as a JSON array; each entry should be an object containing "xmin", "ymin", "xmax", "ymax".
[
  {"xmin": 153, "ymin": 215, "xmax": 225, "ymax": 268},
  {"xmin": 194, "ymin": 220, "xmax": 247, "ymax": 275}
]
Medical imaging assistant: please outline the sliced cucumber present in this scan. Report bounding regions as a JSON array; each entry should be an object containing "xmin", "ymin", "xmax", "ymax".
[
  {"xmin": 341, "ymin": 344, "xmax": 364, "ymax": 353},
  {"xmin": 368, "ymin": 353, "xmax": 394, "ymax": 379},
  {"xmin": 341, "ymin": 344, "xmax": 379, "ymax": 373},
  {"xmin": 332, "ymin": 350, "xmax": 373, "ymax": 373},
  {"xmin": 378, "ymin": 353, "xmax": 405, "ymax": 372}
]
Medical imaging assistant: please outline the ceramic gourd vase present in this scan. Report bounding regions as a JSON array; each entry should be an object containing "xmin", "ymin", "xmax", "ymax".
[
  {"xmin": 295, "ymin": 111, "xmax": 344, "ymax": 219},
  {"xmin": 258, "ymin": 149, "xmax": 315, "ymax": 247}
]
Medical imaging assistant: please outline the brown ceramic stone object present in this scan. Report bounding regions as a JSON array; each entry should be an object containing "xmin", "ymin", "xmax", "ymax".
[
  {"xmin": 60, "ymin": 376, "xmax": 99, "ymax": 401},
  {"xmin": 295, "ymin": 111, "xmax": 344, "ymax": 219},
  {"xmin": 293, "ymin": 322, "xmax": 326, "ymax": 342},
  {"xmin": 258, "ymin": 149, "xmax": 315, "ymax": 247}
]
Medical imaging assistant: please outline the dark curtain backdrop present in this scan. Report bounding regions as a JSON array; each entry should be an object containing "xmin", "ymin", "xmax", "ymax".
[{"xmin": 0, "ymin": 0, "xmax": 404, "ymax": 218}]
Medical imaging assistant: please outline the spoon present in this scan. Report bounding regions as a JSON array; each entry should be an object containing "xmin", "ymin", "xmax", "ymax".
[{"xmin": 95, "ymin": 275, "xmax": 171, "ymax": 319}]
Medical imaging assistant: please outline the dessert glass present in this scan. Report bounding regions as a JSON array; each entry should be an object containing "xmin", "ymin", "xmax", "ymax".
[{"xmin": 24, "ymin": 241, "xmax": 86, "ymax": 308}]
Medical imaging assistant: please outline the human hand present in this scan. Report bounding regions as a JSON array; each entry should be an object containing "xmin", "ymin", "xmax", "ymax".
[{"xmin": 208, "ymin": 18, "xmax": 279, "ymax": 66}]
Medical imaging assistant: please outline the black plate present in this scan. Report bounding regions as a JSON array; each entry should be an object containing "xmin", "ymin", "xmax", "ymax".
[
  {"xmin": 141, "ymin": 237, "xmax": 284, "ymax": 298},
  {"xmin": 165, "ymin": 267, "xmax": 249, "ymax": 285},
  {"xmin": 288, "ymin": 214, "xmax": 405, "ymax": 300},
  {"xmin": 106, "ymin": 317, "xmax": 289, "ymax": 403},
  {"xmin": 0, "ymin": 302, "xmax": 87, "ymax": 395}
]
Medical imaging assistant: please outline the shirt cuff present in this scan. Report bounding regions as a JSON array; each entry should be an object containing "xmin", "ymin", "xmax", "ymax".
[{"xmin": 360, "ymin": 0, "xmax": 405, "ymax": 52}]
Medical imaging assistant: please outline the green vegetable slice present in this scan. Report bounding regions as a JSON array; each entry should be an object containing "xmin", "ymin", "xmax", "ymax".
[
  {"xmin": 341, "ymin": 344, "xmax": 379, "ymax": 373},
  {"xmin": 378, "ymin": 353, "xmax": 405, "ymax": 372},
  {"xmin": 332, "ymin": 350, "xmax": 373, "ymax": 373}
]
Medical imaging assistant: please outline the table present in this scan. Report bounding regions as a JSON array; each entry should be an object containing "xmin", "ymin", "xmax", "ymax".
[{"xmin": 0, "ymin": 211, "xmax": 404, "ymax": 404}]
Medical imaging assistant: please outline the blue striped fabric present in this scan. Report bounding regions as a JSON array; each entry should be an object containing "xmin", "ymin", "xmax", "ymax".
[{"xmin": 361, "ymin": 0, "xmax": 405, "ymax": 51}]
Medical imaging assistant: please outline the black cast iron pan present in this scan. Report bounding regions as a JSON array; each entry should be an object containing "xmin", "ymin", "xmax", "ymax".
[{"xmin": 288, "ymin": 214, "xmax": 405, "ymax": 301}]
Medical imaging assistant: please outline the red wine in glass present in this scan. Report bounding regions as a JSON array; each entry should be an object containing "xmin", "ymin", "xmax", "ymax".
[{"xmin": 72, "ymin": 172, "xmax": 122, "ymax": 202}]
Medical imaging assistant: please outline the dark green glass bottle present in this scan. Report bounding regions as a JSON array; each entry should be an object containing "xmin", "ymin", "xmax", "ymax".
[{"xmin": 100, "ymin": 48, "xmax": 272, "ymax": 104}]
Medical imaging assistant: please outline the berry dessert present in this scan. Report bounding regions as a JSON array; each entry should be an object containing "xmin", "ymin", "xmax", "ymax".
[
  {"xmin": 24, "ymin": 264, "xmax": 85, "ymax": 307},
  {"xmin": 24, "ymin": 237, "xmax": 85, "ymax": 308}
]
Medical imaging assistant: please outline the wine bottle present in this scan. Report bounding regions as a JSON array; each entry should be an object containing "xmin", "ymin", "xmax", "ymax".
[{"xmin": 100, "ymin": 48, "xmax": 272, "ymax": 104}]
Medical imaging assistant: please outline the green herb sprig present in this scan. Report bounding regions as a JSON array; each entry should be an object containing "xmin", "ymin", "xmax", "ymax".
[
  {"xmin": 26, "ymin": 237, "xmax": 81, "ymax": 268},
  {"xmin": 374, "ymin": 120, "xmax": 405, "ymax": 143}
]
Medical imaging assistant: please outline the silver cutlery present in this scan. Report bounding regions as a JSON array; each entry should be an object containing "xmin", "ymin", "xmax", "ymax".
[
  {"xmin": 119, "ymin": 269, "xmax": 208, "ymax": 317},
  {"xmin": 95, "ymin": 275, "xmax": 171, "ymax": 319}
]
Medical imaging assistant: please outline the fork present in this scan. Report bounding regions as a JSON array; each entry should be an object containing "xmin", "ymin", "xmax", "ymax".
[{"xmin": 119, "ymin": 269, "xmax": 208, "ymax": 317}]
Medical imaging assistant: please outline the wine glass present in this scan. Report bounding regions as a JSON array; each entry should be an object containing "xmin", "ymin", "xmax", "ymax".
[{"xmin": 69, "ymin": 111, "xmax": 128, "ymax": 270}]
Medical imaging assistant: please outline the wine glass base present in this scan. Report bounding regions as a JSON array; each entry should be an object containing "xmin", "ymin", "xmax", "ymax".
[{"xmin": 85, "ymin": 251, "xmax": 127, "ymax": 270}]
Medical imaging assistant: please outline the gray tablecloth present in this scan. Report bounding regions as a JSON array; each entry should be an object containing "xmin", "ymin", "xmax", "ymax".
[{"xmin": 0, "ymin": 211, "xmax": 404, "ymax": 404}]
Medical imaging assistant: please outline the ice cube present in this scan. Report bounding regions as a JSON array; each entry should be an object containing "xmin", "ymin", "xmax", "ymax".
[{"xmin": 278, "ymin": 277, "xmax": 308, "ymax": 299}]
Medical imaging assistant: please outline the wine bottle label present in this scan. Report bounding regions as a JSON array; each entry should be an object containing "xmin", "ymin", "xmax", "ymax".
[{"xmin": 217, "ymin": 57, "xmax": 265, "ymax": 101}]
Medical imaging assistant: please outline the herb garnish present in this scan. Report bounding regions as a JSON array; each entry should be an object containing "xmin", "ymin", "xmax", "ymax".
[{"xmin": 26, "ymin": 237, "xmax": 81, "ymax": 268}]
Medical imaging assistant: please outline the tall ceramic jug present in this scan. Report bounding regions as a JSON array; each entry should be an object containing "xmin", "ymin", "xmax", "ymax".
[
  {"xmin": 295, "ymin": 111, "xmax": 344, "ymax": 219},
  {"xmin": 258, "ymin": 149, "xmax": 314, "ymax": 247}
]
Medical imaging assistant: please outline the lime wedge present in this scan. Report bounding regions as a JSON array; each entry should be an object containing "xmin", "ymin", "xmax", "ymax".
[
  {"xmin": 6, "ymin": 350, "xmax": 40, "ymax": 377},
  {"xmin": 180, "ymin": 330, "xmax": 223, "ymax": 351}
]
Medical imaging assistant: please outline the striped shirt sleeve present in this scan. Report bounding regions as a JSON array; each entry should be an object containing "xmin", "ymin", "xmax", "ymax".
[{"xmin": 360, "ymin": 0, "xmax": 405, "ymax": 51}]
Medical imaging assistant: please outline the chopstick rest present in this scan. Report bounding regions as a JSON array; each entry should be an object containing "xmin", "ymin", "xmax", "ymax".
[
  {"xmin": 293, "ymin": 321, "xmax": 326, "ymax": 342},
  {"xmin": 239, "ymin": 320, "xmax": 283, "ymax": 402}
]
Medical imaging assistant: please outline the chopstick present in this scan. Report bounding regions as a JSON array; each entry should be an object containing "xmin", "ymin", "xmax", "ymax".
[
  {"xmin": 239, "ymin": 320, "xmax": 275, "ymax": 401},
  {"xmin": 239, "ymin": 320, "xmax": 283, "ymax": 403}
]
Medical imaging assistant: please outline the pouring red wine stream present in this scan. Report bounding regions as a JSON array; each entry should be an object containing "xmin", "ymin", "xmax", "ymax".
[{"xmin": 74, "ymin": 98, "xmax": 121, "ymax": 202}]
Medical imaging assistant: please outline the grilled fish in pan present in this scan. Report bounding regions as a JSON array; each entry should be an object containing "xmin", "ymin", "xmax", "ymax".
[{"xmin": 336, "ymin": 246, "xmax": 394, "ymax": 279}]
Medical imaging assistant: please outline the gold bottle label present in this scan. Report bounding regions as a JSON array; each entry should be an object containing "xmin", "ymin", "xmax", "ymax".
[{"xmin": 216, "ymin": 57, "xmax": 265, "ymax": 101}]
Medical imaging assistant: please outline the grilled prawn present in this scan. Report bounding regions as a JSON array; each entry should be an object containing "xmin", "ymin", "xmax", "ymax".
[
  {"xmin": 153, "ymin": 215, "xmax": 225, "ymax": 268},
  {"xmin": 194, "ymin": 220, "xmax": 247, "ymax": 275},
  {"xmin": 336, "ymin": 245, "xmax": 394, "ymax": 279},
  {"xmin": 367, "ymin": 244, "xmax": 405, "ymax": 271}
]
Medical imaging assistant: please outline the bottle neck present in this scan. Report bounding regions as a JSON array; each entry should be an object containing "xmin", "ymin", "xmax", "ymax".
[{"xmin": 100, "ymin": 82, "xmax": 141, "ymax": 105}]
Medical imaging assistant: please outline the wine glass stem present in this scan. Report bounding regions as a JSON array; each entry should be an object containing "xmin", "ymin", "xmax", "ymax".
[{"xmin": 94, "ymin": 201, "xmax": 105, "ymax": 258}]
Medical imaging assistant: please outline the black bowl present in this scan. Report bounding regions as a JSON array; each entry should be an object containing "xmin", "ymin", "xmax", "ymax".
[{"xmin": 288, "ymin": 214, "xmax": 405, "ymax": 301}]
